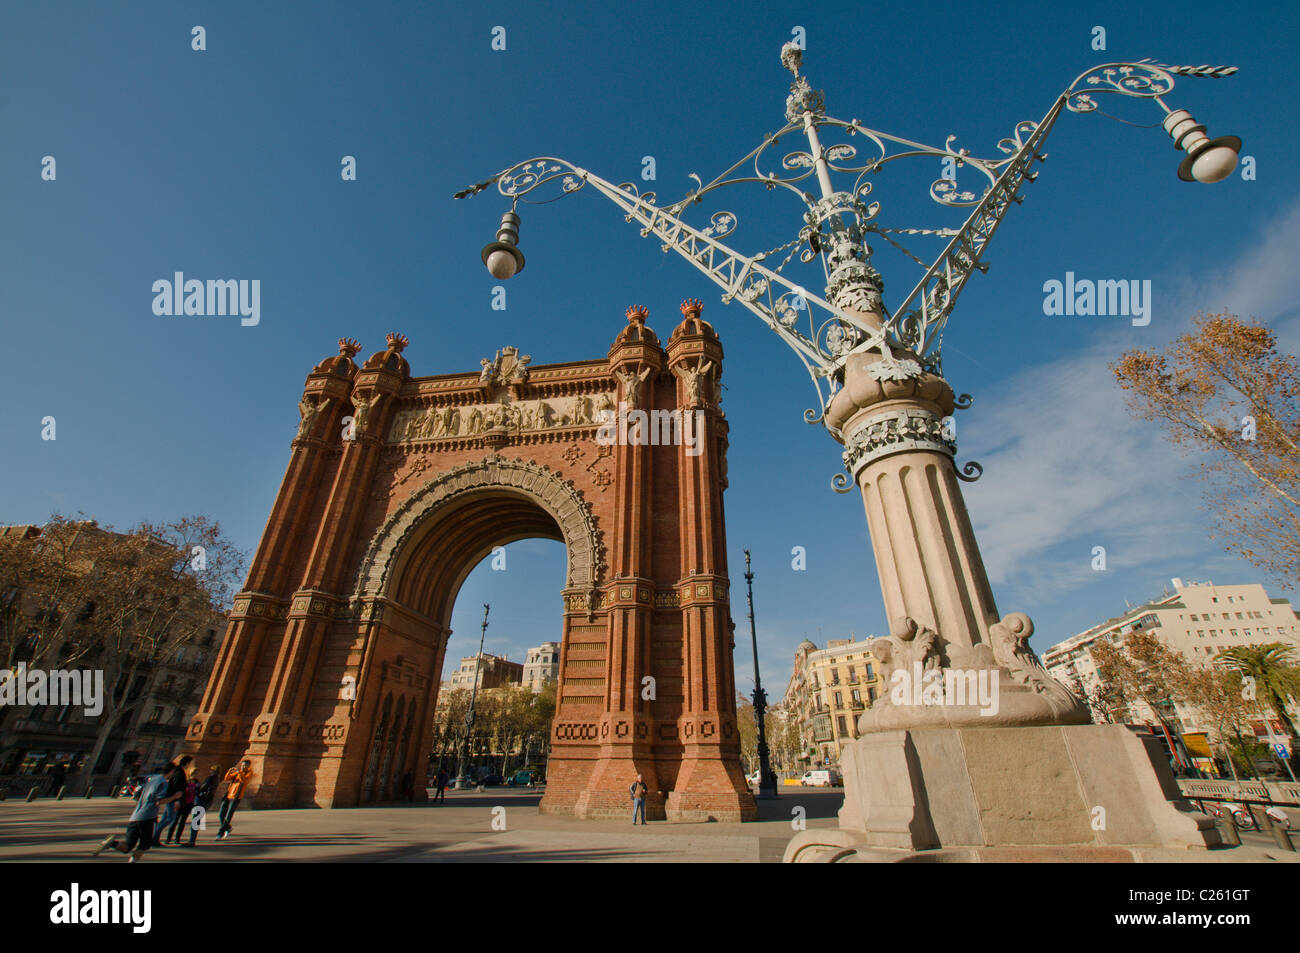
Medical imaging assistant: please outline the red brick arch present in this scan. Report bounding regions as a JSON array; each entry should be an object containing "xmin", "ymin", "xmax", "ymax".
[{"xmin": 186, "ymin": 305, "xmax": 755, "ymax": 820}]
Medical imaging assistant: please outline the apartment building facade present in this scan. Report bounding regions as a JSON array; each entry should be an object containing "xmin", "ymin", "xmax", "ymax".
[
  {"xmin": 521, "ymin": 642, "xmax": 561, "ymax": 692},
  {"xmin": 782, "ymin": 636, "xmax": 883, "ymax": 769},
  {"xmin": 1043, "ymin": 579, "xmax": 1300, "ymax": 749}
]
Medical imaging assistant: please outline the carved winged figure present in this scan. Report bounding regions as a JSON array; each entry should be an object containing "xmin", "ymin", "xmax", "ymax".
[
  {"xmin": 352, "ymin": 393, "xmax": 380, "ymax": 432},
  {"xmin": 673, "ymin": 359, "xmax": 715, "ymax": 408},
  {"xmin": 615, "ymin": 366, "xmax": 652, "ymax": 409},
  {"xmin": 297, "ymin": 397, "xmax": 327, "ymax": 438}
]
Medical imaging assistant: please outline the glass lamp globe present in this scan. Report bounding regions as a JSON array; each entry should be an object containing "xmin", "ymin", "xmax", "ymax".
[
  {"xmin": 1189, "ymin": 143, "xmax": 1240, "ymax": 184},
  {"xmin": 486, "ymin": 248, "xmax": 520, "ymax": 280}
]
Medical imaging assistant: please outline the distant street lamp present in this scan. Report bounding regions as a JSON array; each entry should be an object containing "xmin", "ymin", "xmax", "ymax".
[
  {"xmin": 454, "ymin": 603, "xmax": 491, "ymax": 789},
  {"xmin": 744, "ymin": 551, "xmax": 778, "ymax": 799}
]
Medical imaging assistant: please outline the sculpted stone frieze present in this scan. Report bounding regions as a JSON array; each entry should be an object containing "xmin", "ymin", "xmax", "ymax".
[{"xmin": 386, "ymin": 392, "xmax": 616, "ymax": 444}]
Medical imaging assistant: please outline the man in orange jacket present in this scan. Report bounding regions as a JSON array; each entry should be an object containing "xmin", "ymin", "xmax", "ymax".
[{"xmin": 216, "ymin": 759, "xmax": 254, "ymax": 841}]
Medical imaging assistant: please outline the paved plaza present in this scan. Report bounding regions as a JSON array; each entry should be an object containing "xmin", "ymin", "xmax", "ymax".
[
  {"xmin": 2, "ymin": 789, "xmax": 1297, "ymax": 863},
  {"xmin": 1, "ymin": 788, "xmax": 838, "ymax": 863}
]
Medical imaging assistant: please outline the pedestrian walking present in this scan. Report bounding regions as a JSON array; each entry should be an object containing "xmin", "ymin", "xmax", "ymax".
[
  {"xmin": 217, "ymin": 759, "xmax": 254, "ymax": 840},
  {"xmin": 153, "ymin": 756, "xmax": 192, "ymax": 846},
  {"xmin": 91, "ymin": 766, "xmax": 177, "ymax": 862},
  {"xmin": 630, "ymin": 773, "xmax": 647, "ymax": 825},
  {"xmin": 165, "ymin": 773, "xmax": 199, "ymax": 844},
  {"xmin": 188, "ymin": 765, "xmax": 220, "ymax": 846},
  {"xmin": 434, "ymin": 767, "xmax": 449, "ymax": 803}
]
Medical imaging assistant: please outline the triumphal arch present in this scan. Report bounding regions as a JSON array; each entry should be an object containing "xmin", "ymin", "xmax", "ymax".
[{"xmin": 185, "ymin": 300, "xmax": 756, "ymax": 821}]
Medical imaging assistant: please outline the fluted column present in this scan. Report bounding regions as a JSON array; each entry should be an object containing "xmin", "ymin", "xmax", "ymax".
[{"xmin": 827, "ymin": 348, "xmax": 1088, "ymax": 731}]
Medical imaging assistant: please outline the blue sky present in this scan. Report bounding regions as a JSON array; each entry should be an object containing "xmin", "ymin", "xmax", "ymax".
[{"xmin": 2, "ymin": 0, "xmax": 1297, "ymax": 696}]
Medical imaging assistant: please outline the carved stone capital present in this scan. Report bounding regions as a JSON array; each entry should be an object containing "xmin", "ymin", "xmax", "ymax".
[{"xmin": 842, "ymin": 408, "xmax": 955, "ymax": 477}]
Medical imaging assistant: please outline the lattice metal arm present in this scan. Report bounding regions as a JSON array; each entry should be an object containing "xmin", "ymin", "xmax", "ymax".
[{"xmin": 455, "ymin": 54, "xmax": 1238, "ymax": 430}]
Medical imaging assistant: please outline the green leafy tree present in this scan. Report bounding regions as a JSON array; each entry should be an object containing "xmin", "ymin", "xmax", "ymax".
[{"xmin": 1214, "ymin": 643, "xmax": 1300, "ymax": 742}]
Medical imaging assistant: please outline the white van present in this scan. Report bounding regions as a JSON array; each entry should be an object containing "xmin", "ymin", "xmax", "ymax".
[{"xmin": 800, "ymin": 769, "xmax": 841, "ymax": 787}]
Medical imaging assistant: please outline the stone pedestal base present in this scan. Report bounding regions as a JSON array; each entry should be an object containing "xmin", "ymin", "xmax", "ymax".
[{"xmin": 785, "ymin": 724, "xmax": 1220, "ymax": 862}]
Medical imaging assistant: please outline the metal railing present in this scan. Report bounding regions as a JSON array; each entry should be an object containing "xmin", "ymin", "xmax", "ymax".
[{"xmin": 1177, "ymin": 778, "xmax": 1300, "ymax": 806}]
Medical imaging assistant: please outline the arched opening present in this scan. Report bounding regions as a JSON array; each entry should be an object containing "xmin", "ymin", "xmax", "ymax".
[
  {"xmin": 349, "ymin": 459, "xmax": 601, "ymax": 805},
  {"xmin": 430, "ymin": 538, "xmax": 567, "ymax": 784}
]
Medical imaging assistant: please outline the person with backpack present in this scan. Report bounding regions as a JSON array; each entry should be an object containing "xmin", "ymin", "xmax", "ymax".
[{"xmin": 630, "ymin": 773, "xmax": 648, "ymax": 825}]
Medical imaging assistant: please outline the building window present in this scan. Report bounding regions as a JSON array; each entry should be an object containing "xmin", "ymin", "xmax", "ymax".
[
  {"xmin": 834, "ymin": 691, "xmax": 843, "ymax": 708},
  {"xmin": 867, "ymin": 686, "xmax": 876, "ymax": 703},
  {"xmin": 837, "ymin": 715, "xmax": 847, "ymax": 734},
  {"xmin": 866, "ymin": 663, "xmax": 874, "ymax": 679}
]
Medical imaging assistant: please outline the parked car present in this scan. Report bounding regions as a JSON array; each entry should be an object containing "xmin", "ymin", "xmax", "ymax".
[
  {"xmin": 506, "ymin": 769, "xmax": 544, "ymax": 786},
  {"xmin": 477, "ymin": 773, "xmax": 505, "ymax": 786},
  {"xmin": 800, "ymin": 769, "xmax": 841, "ymax": 787}
]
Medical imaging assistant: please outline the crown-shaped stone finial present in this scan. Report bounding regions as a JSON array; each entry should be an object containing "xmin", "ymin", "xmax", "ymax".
[
  {"xmin": 338, "ymin": 338, "xmax": 362, "ymax": 359},
  {"xmin": 386, "ymin": 332, "xmax": 410, "ymax": 353},
  {"xmin": 680, "ymin": 298, "xmax": 703, "ymax": 319},
  {"xmin": 626, "ymin": 304, "xmax": 649, "ymax": 324}
]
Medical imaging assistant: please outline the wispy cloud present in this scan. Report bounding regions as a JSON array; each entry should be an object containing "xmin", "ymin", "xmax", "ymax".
[{"xmin": 964, "ymin": 196, "xmax": 1300, "ymax": 606}]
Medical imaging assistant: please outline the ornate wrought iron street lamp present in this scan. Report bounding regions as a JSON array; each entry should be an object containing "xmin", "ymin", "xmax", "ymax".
[
  {"xmin": 456, "ymin": 44, "xmax": 1241, "ymax": 746},
  {"xmin": 744, "ymin": 550, "xmax": 779, "ymax": 799},
  {"xmin": 454, "ymin": 603, "xmax": 491, "ymax": 790}
]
